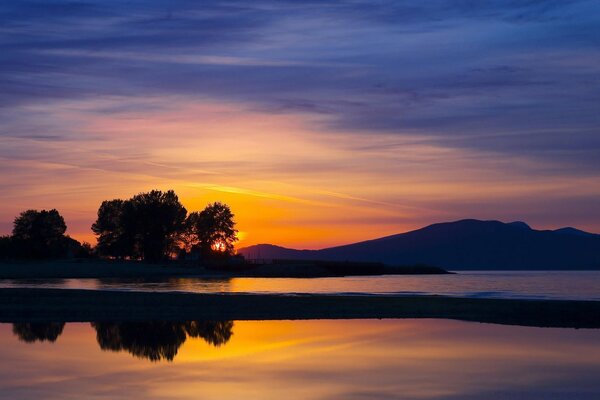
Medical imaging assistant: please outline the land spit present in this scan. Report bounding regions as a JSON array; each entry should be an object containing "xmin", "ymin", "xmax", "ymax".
[
  {"xmin": 0, "ymin": 259, "xmax": 448, "ymax": 279},
  {"xmin": 1, "ymin": 288, "xmax": 599, "ymax": 329}
]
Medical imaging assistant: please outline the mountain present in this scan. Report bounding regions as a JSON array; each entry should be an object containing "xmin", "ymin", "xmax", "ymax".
[
  {"xmin": 554, "ymin": 227, "xmax": 597, "ymax": 237},
  {"xmin": 238, "ymin": 219, "xmax": 600, "ymax": 270}
]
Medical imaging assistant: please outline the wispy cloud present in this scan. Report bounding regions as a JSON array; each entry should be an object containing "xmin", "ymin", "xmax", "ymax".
[{"xmin": 1, "ymin": 1, "xmax": 600, "ymax": 244}]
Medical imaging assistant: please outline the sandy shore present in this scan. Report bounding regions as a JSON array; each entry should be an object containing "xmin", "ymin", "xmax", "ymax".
[
  {"xmin": 0, "ymin": 259, "xmax": 448, "ymax": 279},
  {"xmin": 1, "ymin": 288, "xmax": 599, "ymax": 328}
]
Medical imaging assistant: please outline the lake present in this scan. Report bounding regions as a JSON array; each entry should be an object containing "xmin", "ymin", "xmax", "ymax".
[
  {"xmin": 1, "ymin": 270, "xmax": 600, "ymax": 300},
  {"xmin": 3, "ymin": 272, "xmax": 600, "ymax": 398},
  {"xmin": 2, "ymin": 319, "xmax": 600, "ymax": 399}
]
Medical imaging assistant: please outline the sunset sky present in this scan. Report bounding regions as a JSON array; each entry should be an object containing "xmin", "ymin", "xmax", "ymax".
[{"xmin": 1, "ymin": 1, "xmax": 599, "ymax": 248}]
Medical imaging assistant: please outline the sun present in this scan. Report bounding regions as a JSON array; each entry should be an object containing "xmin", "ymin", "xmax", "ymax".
[{"xmin": 211, "ymin": 241, "xmax": 227, "ymax": 252}]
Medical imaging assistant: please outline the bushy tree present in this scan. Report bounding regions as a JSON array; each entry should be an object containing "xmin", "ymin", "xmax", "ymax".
[
  {"xmin": 11, "ymin": 209, "xmax": 69, "ymax": 258},
  {"xmin": 126, "ymin": 190, "xmax": 187, "ymax": 262},
  {"xmin": 92, "ymin": 199, "xmax": 133, "ymax": 259},
  {"xmin": 187, "ymin": 202, "xmax": 237, "ymax": 257},
  {"xmin": 0, "ymin": 209, "xmax": 88, "ymax": 260},
  {"xmin": 91, "ymin": 190, "xmax": 238, "ymax": 262},
  {"xmin": 13, "ymin": 209, "xmax": 66, "ymax": 241},
  {"xmin": 92, "ymin": 190, "xmax": 187, "ymax": 262}
]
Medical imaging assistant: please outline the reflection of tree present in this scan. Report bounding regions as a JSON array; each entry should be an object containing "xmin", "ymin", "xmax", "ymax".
[
  {"xmin": 185, "ymin": 321, "xmax": 233, "ymax": 346},
  {"xmin": 92, "ymin": 322, "xmax": 186, "ymax": 361},
  {"xmin": 12, "ymin": 322, "xmax": 65, "ymax": 343},
  {"xmin": 91, "ymin": 321, "xmax": 234, "ymax": 362}
]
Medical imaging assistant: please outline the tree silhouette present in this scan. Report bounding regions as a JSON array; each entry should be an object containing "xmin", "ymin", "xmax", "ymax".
[
  {"xmin": 125, "ymin": 190, "xmax": 187, "ymax": 262},
  {"xmin": 92, "ymin": 190, "xmax": 187, "ymax": 262},
  {"xmin": 91, "ymin": 190, "xmax": 238, "ymax": 262},
  {"xmin": 11, "ymin": 209, "xmax": 70, "ymax": 258},
  {"xmin": 92, "ymin": 199, "xmax": 129, "ymax": 258},
  {"xmin": 187, "ymin": 202, "xmax": 238, "ymax": 257},
  {"xmin": 12, "ymin": 322, "xmax": 65, "ymax": 343},
  {"xmin": 13, "ymin": 209, "xmax": 66, "ymax": 241},
  {"xmin": 91, "ymin": 321, "xmax": 234, "ymax": 362}
]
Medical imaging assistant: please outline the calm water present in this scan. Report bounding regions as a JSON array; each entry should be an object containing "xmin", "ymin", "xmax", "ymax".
[
  {"xmin": 2, "ymin": 271, "xmax": 600, "ymax": 300},
  {"xmin": 2, "ymin": 319, "xmax": 600, "ymax": 399}
]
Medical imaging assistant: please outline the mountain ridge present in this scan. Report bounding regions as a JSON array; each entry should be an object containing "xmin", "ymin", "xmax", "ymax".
[{"xmin": 238, "ymin": 219, "xmax": 600, "ymax": 270}]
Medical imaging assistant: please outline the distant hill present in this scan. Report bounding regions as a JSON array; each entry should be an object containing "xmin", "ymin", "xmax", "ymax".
[{"xmin": 238, "ymin": 219, "xmax": 600, "ymax": 270}]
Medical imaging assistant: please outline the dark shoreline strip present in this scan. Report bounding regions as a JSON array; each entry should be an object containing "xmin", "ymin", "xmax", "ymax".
[{"xmin": 1, "ymin": 288, "xmax": 599, "ymax": 328}]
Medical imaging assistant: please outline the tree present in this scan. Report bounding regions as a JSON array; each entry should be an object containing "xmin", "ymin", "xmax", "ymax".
[
  {"xmin": 187, "ymin": 202, "xmax": 238, "ymax": 257},
  {"xmin": 92, "ymin": 190, "xmax": 187, "ymax": 262},
  {"xmin": 11, "ymin": 209, "xmax": 68, "ymax": 258},
  {"xmin": 125, "ymin": 190, "xmax": 187, "ymax": 262},
  {"xmin": 91, "ymin": 190, "xmax": 236, "ymax": 262},
  {"xmin": 77, "ymin": 241, "xmax": 94, "ymax": 258},
  {"xmin": 91, "ymin": 199, "xmax": 133, "ymax": 259},
  {"xmin": 13, "ymin": 209, "xmax": 66, "ymax": 241}
]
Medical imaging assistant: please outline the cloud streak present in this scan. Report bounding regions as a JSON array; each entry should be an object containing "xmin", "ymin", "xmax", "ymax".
[{"xmin": 1, "ymin": 1, "xmax": 599, "ymax": 245}]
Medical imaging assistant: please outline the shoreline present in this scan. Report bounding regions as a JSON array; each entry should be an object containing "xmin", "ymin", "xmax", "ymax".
[
  {"xmin": 0, "ymin": 259, "xmax": 449, "ymax": 279},
  {"xmin": 1, "ymin": 288, "xmax": 599, "ymax": 329}
]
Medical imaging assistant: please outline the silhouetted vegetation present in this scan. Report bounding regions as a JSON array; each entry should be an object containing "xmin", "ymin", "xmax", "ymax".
[
  {"xmin": 186, "ymin": 202, "xmax": 238, "ymax": 259},
  {"xmin": 92, "ymin": 190, "xmax": 187, "ymax": 262},
  {"xmin": 92, "ymin": 190, "xmax": 237, "ymax": 263},
  {"xmin": 0, "ymin": 236, "xmax": 11, "ymax": 258},
  {"xmin": 91, "ymin": 199, "xmax": 132, "ymax": 259},
  {"xmin": 92, "ymin": 320, "xmax": 234, "ymax": 361},
  {"xmin": 12, "ymin": 322, "xmax": 65, "ymax": 343},
  {"xmin": 0, "ymin": 209, "xmax": 89, "ymax": 260}
]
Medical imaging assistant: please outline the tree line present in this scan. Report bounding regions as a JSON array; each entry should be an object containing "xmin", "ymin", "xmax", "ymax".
[{"xmin": 0, "ymin": 189, "xmax": 237, "ymax": 263}]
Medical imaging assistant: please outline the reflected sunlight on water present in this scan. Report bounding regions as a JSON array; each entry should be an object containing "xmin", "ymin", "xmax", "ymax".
[
  {"xmin": 2, "ymin": 271, "xmax": 600, "ymax": 300},
  {"xmin": 1, "ymin": 319, "xmax": 600, "ymax": 399}
]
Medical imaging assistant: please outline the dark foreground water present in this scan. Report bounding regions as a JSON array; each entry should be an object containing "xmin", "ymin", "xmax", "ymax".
[
  {"xmin": 2, "ymin": 271, "xmax": 600, "ymax": 300},
  {"xmin": 1, "ymin": 319, "xmax": 600, "ymax": 399}
]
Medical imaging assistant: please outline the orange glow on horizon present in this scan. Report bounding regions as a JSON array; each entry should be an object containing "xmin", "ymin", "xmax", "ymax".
[{"xmin": 2, "ymin": 97, "xmax": 600, "ymax": 249}]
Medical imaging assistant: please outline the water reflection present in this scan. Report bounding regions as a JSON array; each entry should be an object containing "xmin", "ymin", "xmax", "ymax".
[
  {"xmin": 184, "ymin": 320, "xmax": 233, "ymax": 346},
  {"xmin": 4, "ymin": 271, "xmax": 600, "ymax": 300},
  {"xmin": 2, "ymin": 320, "xmax": 600, "ymax": 399},
  {"xmin": 12, "ymin": 321, "xmax": 234, "ymax": 362},
  {"xmin": 93, "ymin": 322, "xmax": 188, "ymax": 361},
  {"xmin": 12, "ymin": 322, "xmax": 65, "ymax": 343},
  {"xmin": 94, "ymin": 277, "xmax": 234, "ymax": 293}
]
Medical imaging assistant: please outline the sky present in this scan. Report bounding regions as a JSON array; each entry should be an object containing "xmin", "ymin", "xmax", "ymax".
[{"xmin": 1, "ymin": 0, "xmax": 599, "ymax": 248}]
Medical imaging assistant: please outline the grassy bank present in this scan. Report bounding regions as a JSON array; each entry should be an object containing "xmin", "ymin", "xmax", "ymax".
[
  {"xmin": 0, "ymin": 259, "xmax": 448, "ymax": 279},
  {"xmin": 1, "ymin": 288, "xmax": 599, "ymax": 328}
]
